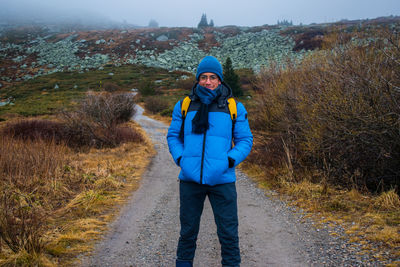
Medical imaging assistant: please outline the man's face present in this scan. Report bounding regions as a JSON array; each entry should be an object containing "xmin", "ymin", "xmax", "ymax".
[{"xmin": 198, "ymin": 72, "xmax": 221, "ymax": 90}]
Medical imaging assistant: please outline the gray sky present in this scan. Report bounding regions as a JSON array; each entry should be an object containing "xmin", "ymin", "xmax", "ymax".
[{"xmin": 1, "ymin": 0, "xmax": 400, "ymax": 27}]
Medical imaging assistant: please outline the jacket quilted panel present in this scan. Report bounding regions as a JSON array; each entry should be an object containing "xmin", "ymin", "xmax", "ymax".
[{"xmin": 167, "ymin": 83, "xmax": 253, "ymax": 186}]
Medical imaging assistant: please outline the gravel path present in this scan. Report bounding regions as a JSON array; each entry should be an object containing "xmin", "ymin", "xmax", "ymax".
[{"xmin": 81, "ymin": 105, "xmax": 377, "ymax": 267}]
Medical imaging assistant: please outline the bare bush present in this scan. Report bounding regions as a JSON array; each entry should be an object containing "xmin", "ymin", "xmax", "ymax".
[
  {"xmin": 144, "ymin": 96, "xmax": 169, "ymax": 114},
  {"xmin": 103, "ymin": 82, "xmax": 121, "ymax": 92},
  {"xmin": 248, "ymin": 61, "xmax": 303, "ymax": 179},
  {"xmin": 237, "ymin": 69, "xmax": 256, "ymax": 87},
  {"xmin": 298, "ymin": 32, "xmax": 400, "ymax": 191},
  {"xmin": 138, "ymin": 79, "xmax": 156, "ymax": 96},
  {"xmin": 1, "ymin": 119, "xmax": 64, "ymax": 143},
  {"xmin": 2, "ymin": 92, "xmax": 141, "ymax": 149},
  {"xmin": 175, "ymin": 76, "xmax": 196, "ymax": 90},
  {"xmin": 63, "ymin": 91, "xmax": 141, "ymax": 148},
  {"xmin": 110, "ymin": 126, "xmax": 142, "ymax": 145},
  {"xmin": 0, "ymin": 92, "xmax": 143, "ymax": 257},
  {"xmin": 79, "ymin": 91, "xmax": 136, "ymax": 127},
  {"xmin": 292, "ymin": 29, "xmax": 325, "ymax": 51},
  {"xmin": 251, "ymin": 30, "xmax": 400, "ymax": 192}
]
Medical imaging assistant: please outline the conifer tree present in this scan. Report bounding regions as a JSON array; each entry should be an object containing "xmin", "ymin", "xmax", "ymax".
[
  {"xmin": 223, "ymin": 57, "xmax": 242, "ymax": 97},
  {"xmin": 148, "ymin": 19, "xmax": 159, "ymax": 28},
  {"xmin": 198, "ymin": 14, "xmax": 208, "ymax": 28}
]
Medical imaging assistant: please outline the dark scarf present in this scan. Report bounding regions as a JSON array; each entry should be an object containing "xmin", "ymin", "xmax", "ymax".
[{"xmin": 192, "ymin": 84, "xmax": 221, "ymax": 134}]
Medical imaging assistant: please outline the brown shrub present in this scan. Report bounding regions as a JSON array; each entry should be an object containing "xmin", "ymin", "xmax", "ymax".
[
  {"xmin": 249, "ymin": 61, "xmax": 303, "ymax": 181},
  {"xmin": 115, "ymin": 126, "xmax": 143, "ymax": 143},
  {"xmin": 175, "ymin": 76, "xmax": 196, "ymax": 90},
  {"xmin": 0, "ymin": 136, "xmax": 66, "ymax": 192},
  {"xmin": 79, "ymin": 91, "xmax": 136, "ymax": 126},
  {"xmin": 62, "ymin": 91, "xmax": 141, "ymax": 148},
  {"xmin": 235, "ymin": 68, "xmax": 256, "ymax": 91},
  {"xmin": 292, "ymin": 29, "xmax": 325, "ymax": 51},
  {"xmin": 298, "ymin": 33, "xmax": 400, "ymax": 191},
  {"xmin": 0, "ymin": 92, "xmax": 144, "ymax": 257},
  {"xmin": 138, "ymin": 79, "xmax": 156, "ymax": 96},
  {"xmin": 144, "ymin": 96, "xmax": 169, "ymax": 114},
  {"xmin": 2, "ymin": 92, "xmax": 141, "ymax": 149},
  {"xmin": 103, "ymin": 82, "xmax": 121, "ymax": 92},
  {"xmin": 1, "ymin": 119, "xmax": 65, "ymax": 143},
  {"xmin": 250, "ymin": 30, "xmax": 400, "ymax": 192},
  {"xmin": 239, "ymin": 73, "xmax": 254, "ymax": 86}
]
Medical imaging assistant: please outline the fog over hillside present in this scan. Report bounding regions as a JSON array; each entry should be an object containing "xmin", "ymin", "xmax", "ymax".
[
  {"xmin": 0, "ymin": 1, "xmax": 138, "ymax": 29},
  {"xmin": 1, "ymin": 0, "xmax": 400, "ymax": 28}
]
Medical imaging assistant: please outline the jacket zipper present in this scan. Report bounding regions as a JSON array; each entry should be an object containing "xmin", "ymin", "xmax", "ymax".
[{"xmin": 200, "ymin": 131, "xmax": 207, "ymax": 184}]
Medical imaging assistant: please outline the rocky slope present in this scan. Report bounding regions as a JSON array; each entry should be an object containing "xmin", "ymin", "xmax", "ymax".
[
  {"xmin": 1, "ymin": 16, "xmax": 399, "ymax": 88},
  {"xmin": 0, "ymin": 25, "xmax": 312, "ymax": 87}
]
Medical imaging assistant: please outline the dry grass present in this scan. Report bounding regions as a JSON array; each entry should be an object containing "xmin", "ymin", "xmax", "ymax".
[
  {"xmin": 0, "ymin": 121, "xmax": 155, "ymax": 266},
  {"xmin": 242, "ymin": 28, "xmax": 400, "ymax": 263},
  {"xmin": 46, "ymin": 121, "xmax": 155, "ymax": 266},
  {"xmin": 249, "ymin": 29, "xmax": 400, "ymax": 192},
  {"xmin": 143, "ymin": 110, "xmax": 172, "ymax": 125},
  {"xmin": 374, "ymin": 190, "xmax": 400, "ymax": 211},
  {"xmin": 0, "ymin": 250, "xmax": 56, "ymax": 267},
  {"xmin": 242, "ymin": 163, "xmax": 400, "ymax": 264},
  {"xmin": 0, "ymin": 136, "xmax": 68, "ymax": 257},
  {"xmin": 370, "ymin": 226, "xmax": 400, "ymax": 246}
]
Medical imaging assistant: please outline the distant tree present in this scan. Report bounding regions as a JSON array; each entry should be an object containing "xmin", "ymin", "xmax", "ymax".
[
  {"xmin": 198, "ymin": 14, "xmax": 209, "ymax": 28},
  {"xmin": 139, "ymin": 79, "xmax": 156, "ymax": 96},
  {"xmin": 148, "ymin": 19, "xmax": 159, "ymax": 28},
  {"xmin": 209, "ymin": 19, "xmax": 214, "ymax": 27},
  {"xmin": 223, "ymin": 57, "xmax": 242, "ymax": 97},
  {"xmin": 277, "ymin": 19, "xmax": 293, "ymax": 26}
]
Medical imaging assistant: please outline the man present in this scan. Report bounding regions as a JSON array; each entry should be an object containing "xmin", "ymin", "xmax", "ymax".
[{"xmin": 167, "ymin": 56, "xmax": 253, "ymax": 267}]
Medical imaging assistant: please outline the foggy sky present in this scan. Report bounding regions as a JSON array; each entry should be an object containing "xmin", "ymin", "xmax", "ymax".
[{"xmin": 1, "ymin": 0, "xmax": 400, "ymax": 27}]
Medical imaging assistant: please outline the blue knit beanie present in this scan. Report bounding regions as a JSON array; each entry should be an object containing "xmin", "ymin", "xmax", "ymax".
[{"xmin": 196, "ymin": 56, "xmax": 224, "ymax": 81}]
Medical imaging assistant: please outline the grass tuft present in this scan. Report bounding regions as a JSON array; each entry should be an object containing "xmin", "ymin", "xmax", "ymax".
[
  {"xmin": 370, "ymin": 226, "xmax": 400, "ymax": 247},
  {"xmin": 0, "ymin": 118, "xmax": 154, "ymax": 266},
  {"xmin": 374, "ymin": 190, "xmax": 400, "ymax": 211},
  {"xmin": 94, "ymin": 177, "xmax": 123, "ymax": 191},
  {"xmin": 64, "ymin": 190, "xmax": 105, "ymax": 216},
  {"xmin": 0, "ymin": 250, "xmax": 56, "ymax": 267}
]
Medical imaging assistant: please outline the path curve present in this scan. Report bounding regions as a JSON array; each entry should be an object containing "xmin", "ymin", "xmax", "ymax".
[{"xmin": 81, "ymin": 105, "xmax": 373, "ymax": 267}]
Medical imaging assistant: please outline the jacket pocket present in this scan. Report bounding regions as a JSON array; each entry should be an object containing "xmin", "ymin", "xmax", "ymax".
[
  {"xmin": 202, "ymin": 154, "xmax": 229, "ymax": 184},
  {"xmin": 180, "ymin": 156, "xmax": 201, "ymax": 183}
]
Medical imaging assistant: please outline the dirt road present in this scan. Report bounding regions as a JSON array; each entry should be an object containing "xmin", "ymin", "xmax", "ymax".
[{"xmin": 81, "ymin": 106, "xmax": 372, "ymax": 267}]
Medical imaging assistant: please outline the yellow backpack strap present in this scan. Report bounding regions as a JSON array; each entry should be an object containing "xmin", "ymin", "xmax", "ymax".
[
  {"xmin": 181, "ymin": 96, "xmax": 191, "ymax": 118},
  {"xmin": 227, "ymin": 97, "xmax": 237, "ymax": 121}
]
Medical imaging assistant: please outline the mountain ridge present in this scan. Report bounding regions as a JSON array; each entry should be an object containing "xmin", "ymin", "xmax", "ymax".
[{"xmin": 1, "ymin": 15, "xmax": 399, "ymax": 89}]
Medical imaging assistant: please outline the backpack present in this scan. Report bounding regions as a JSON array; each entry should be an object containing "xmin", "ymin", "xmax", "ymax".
[
  {"xmin": 179, "ymin": 96, "xmax": 237, "ymax": 141},
  {"xmin": 181, "ymin": 96, "xmax": 237, "ymax": 120}
]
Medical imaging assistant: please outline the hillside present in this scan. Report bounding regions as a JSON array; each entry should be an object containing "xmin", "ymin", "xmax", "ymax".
[
  {"xmin": 0, "ymin": 16, "xmax": 399, "ymax": 266},
  {"xmin": 1, "ymin": 16, "xmax": 399, "ymax": 90}
]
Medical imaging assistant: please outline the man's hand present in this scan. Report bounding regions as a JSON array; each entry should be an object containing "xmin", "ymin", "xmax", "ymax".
[{"xmin": 228, "ymin": 157, "xmax": 235, "ymax": 168}]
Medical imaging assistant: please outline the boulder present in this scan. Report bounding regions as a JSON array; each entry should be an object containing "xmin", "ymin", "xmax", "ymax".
[{"xmin": 156, "ymin": 35, "xmax": 169, "ymax": 41}]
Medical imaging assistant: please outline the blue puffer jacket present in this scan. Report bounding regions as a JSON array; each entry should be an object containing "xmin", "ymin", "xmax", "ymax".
[{"xmin": 167, "ymin": 83, "xmax": 253, "ymax": 186}]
